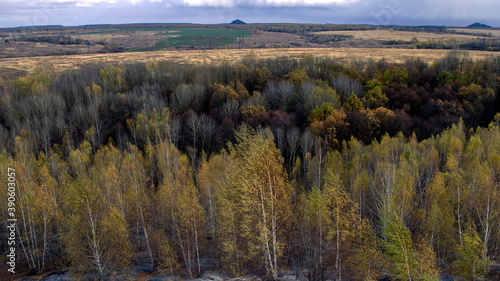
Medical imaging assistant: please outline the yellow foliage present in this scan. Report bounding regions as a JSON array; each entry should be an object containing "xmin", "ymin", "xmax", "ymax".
[
  {"xmin": 218, "ymin": 127, "xmax": 292, "ymax": 279},
  {"xmin": 284, "ymin": 69, "xmax": 310, "ymax": 86},
  {"xmin": 99, "ymin": 63, "xmax": 125, "ymax": 92},
  {"xmin": 241, "ymin": 105, "xmax": 266, "ymax": 120}
]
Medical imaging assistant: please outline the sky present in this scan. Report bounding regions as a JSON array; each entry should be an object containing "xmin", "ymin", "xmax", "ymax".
[{"xmin": 0, "ymin": 0, "xmax": 499, "ymax": 28}]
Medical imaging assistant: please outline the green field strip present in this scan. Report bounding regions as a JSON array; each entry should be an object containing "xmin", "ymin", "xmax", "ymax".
[{"xmin": 127, "ymin": 29, "xmax": 250, "ymax": 52}]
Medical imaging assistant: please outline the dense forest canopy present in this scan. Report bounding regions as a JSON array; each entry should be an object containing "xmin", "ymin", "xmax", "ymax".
[
  {"xmin": 1, "ymin": 50, "xmax": 499, "ymax": 154},
  {"xmin": 1, "ymin": 52, "xmax": 500, "ymax": 280}
]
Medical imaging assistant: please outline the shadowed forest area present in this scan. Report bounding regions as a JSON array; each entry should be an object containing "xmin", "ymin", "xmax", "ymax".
[{"xmin": 1, "ymin": 51, "xmax": 500, "ymax": 280}]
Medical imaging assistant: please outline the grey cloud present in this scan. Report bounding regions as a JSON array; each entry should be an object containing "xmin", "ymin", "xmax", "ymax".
[{"xmin": 0, "ymin": 0, "xmax": 499, "ymax": 28}]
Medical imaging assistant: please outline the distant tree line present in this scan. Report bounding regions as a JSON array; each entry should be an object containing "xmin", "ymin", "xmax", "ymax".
[
  {"xmin": 304, "ymin": 34, "xmax": 354, "ymax": 44},
  {"xmin": 416, "ymin": 38, "xmax": 500, "ymax": 52},
  {"xmin": 2, "ymin": 23, "xmax": 497, "ymax": 39},
  {"xmin": 390, "ymin": 25, "xmax": 448, "ymax": 33},
  {"xmin": 0, "ymin": 52, "xmax": 500, "ymax": 280},
  {"xmin": 76, "ymin": 23, "xmax": 376, "ymax": 35},
  {"xmin": 1, "ymin": 23, "xmax": 376, "ymax": 36},
  {"xmin": 447, "ymin": 30, "xmax": 494, "ymax": 38},
  {"xmin": 0, "ymin": 25, "xmax": 66, "ymax": 33},
  {"xmin": 3, "ymin": 34, "xmax": 123, "ymax": 56},
  {"xmin": 14, "ymin": 34, "xmax": 88, "ymax": 45}
]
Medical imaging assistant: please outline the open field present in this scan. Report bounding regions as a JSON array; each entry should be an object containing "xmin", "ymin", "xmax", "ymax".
[
  {"xmin": 0, "ymin": 28, "xmax": 253, "ymax": 58},
  {"xmin": 78, "ymin": 30, "xmax": 174, "ymax": 49},
  {"xmin": 129, "ymin": 29, "xmax": 251, "ymax": 52},
  {"xmin": 159, "ymin": 29, "xmax": 251, "ymax": 47},
  {"xmin": 449, "ymin": 28, "xmax": 500, "ymax": 37},
  {"xmin": 313, "ymin": 29, "xmax": 481, "ymax": 41},
  {"xmin": 0, "ymin": 29, "xmax": 308, "ymax": 58},
  {"xmin": 0, "ymin": 30, "xmax": 169, "ymax": 57},
  {"xmin": 0, "ymin": 47, "xmax": 497, "ymax": 82}
]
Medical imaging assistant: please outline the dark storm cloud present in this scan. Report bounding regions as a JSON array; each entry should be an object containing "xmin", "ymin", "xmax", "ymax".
[{"xmin": 0, "ymin": 0, "xmax": 499, "ymax": 28}]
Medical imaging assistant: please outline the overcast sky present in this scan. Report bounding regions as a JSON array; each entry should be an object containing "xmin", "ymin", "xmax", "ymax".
[{"xmin": 0, "ymin": 0, "xmax": 499, "ymax": 28}]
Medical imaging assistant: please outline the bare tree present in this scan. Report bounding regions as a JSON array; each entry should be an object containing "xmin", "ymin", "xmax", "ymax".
[
  {"xmin": 186, "ymin": 113, "xmax": 201, "ymax": 149},
  {"xmin": 299, "ymin": 81, "xmax": 315, "ymax": 104},
  {"xmin": 242, "ymin": 91, "xmax": 267, "ymax": 108},
  {"xmin": 186, "ymin": 113, "xmax": 202, "ymax": 174},
  {"xmin": 277, "ymin": 80, "xmax": 295, "ymax": 112},
  {"xmin": 222, "ymin": 100, "xmax": 239, "ymax": 116},
  {"xmin": 198, "ymin": 114, "xmax": 218, "ymax": 154},
  {"xmin": 164, "ymin": 116, "xmax": 181, "ymax": 148},
  {"xmin": 263, "ymin": 81, "xmax": 279, "ymax": 110},
  {"xmin": 286, "ymin": 127, "xmax": 300, "ymax": 171},
  {"xmin": 135, "ymin": 83, "xmax": 165, "ymax": 114},
  {"xmin": 264, "ymin": 80, "xmax": 295, "ymax": 111},
  {"xmin": 192, "ymin": 84, "xmax": 207, "ymax": 105},
  {"xmin": 69, "ymin": 103, "xmax": 91, "ymax": 140},
  {"xmin": 23, "ymin": 93, "xmax": 67, "ymax": 154},
  {"xmin": 331, "ymin": 74, "xmax": 364, "ymax": 101},
  {"xmin": 171, "ymin": 84, "xmax": 195, "ymax": 113},
  {"xmin": 300, "ymin": 129, "xmax": 315, "ymax": 187},
  {"xmin": 437, "ymin": 50, "xmax": 471, "ymax": 73},
  {"xmin": 300, "ymin": 129, "xmax": 314, "ymax": 160}
]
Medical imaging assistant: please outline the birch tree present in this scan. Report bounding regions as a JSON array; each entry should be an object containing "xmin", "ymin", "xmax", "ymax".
[
  {"xmin": 155, "ymin": 141, "xmax": 205, "ymax": 278},
  {"xmin": 63, "ymin": 177, "xmax": 131, "ymax": 279},
  {"xmin": 218, "ymin": 127, "xmax": 293, "ymax": 280}
]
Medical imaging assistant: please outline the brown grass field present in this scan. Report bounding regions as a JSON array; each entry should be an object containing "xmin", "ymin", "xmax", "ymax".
[
  {"xmin": 312, "ymin": 29, "xmax": 481, "ymax": 41},
  {"xmin": 0, "ymin": 48, "xmax": 497, "ymax": 82},
  {"xmin": 0, "ymin": 41, "xmax": 106, "ymax": 58}
]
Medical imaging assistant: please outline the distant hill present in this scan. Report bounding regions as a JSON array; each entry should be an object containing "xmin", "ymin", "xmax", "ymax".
[
  {"xmin": 467, "ymin": 22, "xmax": 491, "ymax": 28},
  {"xmin": 230, "ymin": 19, "xmax": 246, "ymax": 25}
]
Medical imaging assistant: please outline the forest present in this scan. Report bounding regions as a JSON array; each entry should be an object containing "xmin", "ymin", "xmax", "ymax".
[
  {"xmin": 1, "ymin": 51, "xmax": 500, "ymax": 280},
  {"xmin": 415, "ymin": 38, "xmax": 500, "ymax": 52}
]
